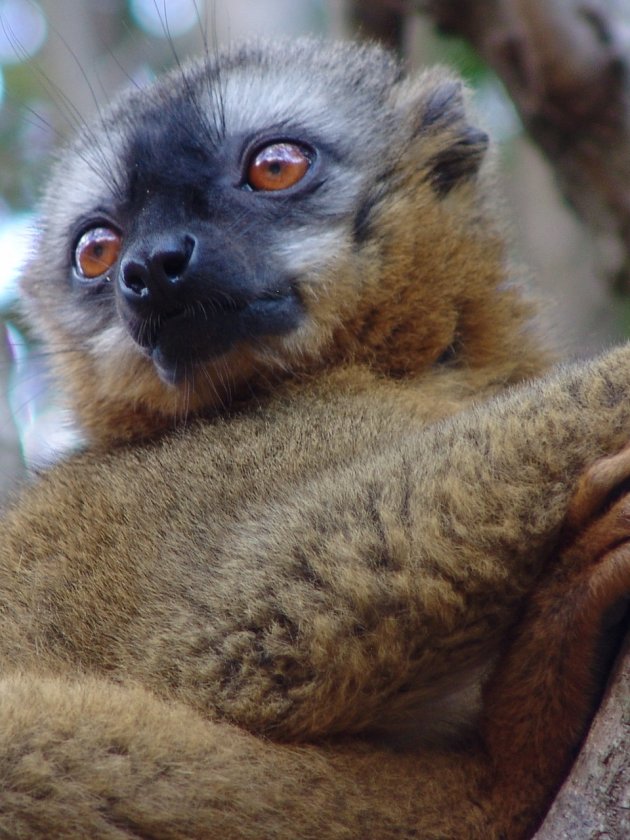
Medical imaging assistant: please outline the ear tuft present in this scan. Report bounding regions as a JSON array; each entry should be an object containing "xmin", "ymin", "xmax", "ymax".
[
  {"xmin": 403, "ymin": 75, "xmax": 490, "ymax": 197},
  {"xmin": 418, "ymin": 81, "xmax": 467, "ymax": 131},
  {"xmin": 426, "ymin": 127, "xmax": 489, "ymax": 197}
]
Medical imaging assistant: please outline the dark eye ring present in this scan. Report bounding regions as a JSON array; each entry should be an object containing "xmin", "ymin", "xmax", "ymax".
[{"xmin": 246, "ymin": 141, "xmax": 313, "ymax": 192}]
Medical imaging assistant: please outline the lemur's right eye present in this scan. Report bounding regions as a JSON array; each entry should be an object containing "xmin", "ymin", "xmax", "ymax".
[
  {"xmin": 246, "ymin": 142, "xmax": 313, "ymax": 191},
  {"xmin": 74, "ymin": 226, "xmax": 122, "ymax": 279}
]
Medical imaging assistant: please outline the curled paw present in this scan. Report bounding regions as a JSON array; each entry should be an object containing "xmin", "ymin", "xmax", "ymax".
[
  {"xmin": 545, "ymin": 446, "xmax": 630, "ymax": 633},
  {"xmin": 560, "ymin": 444, "xmax": 630, "ymax": 574},
  {"xmin": 565, "ymin": 443, "xmax": 630, "ymax": 533}
]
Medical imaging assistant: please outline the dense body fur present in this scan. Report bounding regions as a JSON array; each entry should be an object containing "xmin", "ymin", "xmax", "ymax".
[{"xmin": 1, "ymin": 39, "xmax": 629, "ymax": 838}]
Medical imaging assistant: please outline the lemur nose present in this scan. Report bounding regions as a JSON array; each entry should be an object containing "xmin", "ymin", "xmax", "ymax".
[{"xmin": 118, "ymin": 233, "xmax": 197, "ymax": 314}]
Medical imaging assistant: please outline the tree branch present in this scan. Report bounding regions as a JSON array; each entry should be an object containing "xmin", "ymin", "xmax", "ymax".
[{"xmin": 533, "ymin": 631, "xmax": 630, "ymax": 839}]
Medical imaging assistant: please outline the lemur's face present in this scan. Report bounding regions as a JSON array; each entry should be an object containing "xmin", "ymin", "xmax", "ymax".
[
  {"xmin": 25, "ymin": 41, "xmax": 404, "ymax": 389},
  {"xmin": 72, "ymin": 128, "xmax": 317, "ymax": 386}
]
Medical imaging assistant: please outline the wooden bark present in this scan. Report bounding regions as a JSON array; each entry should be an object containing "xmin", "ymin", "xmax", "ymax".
[{"xmin": 533, "ymin": 631, "xmax": 630, "ymax": 839}]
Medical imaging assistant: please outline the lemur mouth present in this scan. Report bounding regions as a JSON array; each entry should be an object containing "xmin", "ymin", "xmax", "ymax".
[{"xmin": 122, "ymin": 289, "xmax": 303, "ymax": 386}]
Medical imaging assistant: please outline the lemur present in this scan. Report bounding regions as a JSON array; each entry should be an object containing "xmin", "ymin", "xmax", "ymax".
[{"xmin": 1, "ymin": 38, "xmax": 629, "ymax": 839}]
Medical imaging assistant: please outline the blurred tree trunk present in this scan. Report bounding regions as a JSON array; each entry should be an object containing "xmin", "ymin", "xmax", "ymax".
[{"xmin": 347, "ymin": 2, "xmax": 630, "ymax": 838}]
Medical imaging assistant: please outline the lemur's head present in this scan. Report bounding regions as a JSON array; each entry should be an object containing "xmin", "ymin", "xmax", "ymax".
[{"xmin": 21, "ymin": 38, "xmax": 540, "ymax": 444}]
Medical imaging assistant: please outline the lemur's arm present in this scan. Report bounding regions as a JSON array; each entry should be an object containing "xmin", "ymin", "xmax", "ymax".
[{"xmin": 194, "ymin": 346, "xmax": 630, "ymax": 739}]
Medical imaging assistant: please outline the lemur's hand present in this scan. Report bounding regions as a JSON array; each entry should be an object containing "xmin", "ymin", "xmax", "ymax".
[{"xmin": 563, "ymin": 442, "xmax": 630, "ymax": 541}]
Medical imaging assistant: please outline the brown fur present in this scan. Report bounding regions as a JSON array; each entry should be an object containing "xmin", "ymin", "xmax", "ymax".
[{"xmin": 1, "ymin": 39, "xmax": 629, "ymax": 839}]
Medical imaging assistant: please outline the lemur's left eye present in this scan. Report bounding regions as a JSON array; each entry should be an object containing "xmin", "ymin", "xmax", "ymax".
[
  {"xmin": 74, "ymin": 226, "xmax": 122, "ymax": 279},
  {"xmin": 247, "ymin": 142, "xmax": 312, "ymax": 191}
]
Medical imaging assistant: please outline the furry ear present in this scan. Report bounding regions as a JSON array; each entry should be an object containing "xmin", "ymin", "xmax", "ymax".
[
  {"xmin": 394, "ymin": 73, "xmax": 490, "ymax": 197},
  {"xmin": 421, "ymin": 82, "xmax": 489, "ymax": 196},
  {"xmin": 426, "ymin": 125, "xmax": 489, "ymax": 197}
]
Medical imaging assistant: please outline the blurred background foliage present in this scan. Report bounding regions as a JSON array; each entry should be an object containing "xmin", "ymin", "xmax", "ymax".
[{"xmin": 0, "ymin": 0, "xmax": 625, "ymax": 489}]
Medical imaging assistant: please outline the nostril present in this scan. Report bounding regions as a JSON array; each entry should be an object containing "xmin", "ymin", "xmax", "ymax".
[
  {"xmin": 162, "ymin": 253, "xmax": 188, "ymax": 280},
  {"xmin": 124, "ymin": 272, "xmax": 148, "ymax": 297},
  {"xmin": 152, "ymin": 234, "xmax": 196, "ymax": 282},
  {"xmin": 120, "ymin": 260, "xmax": 150, "ymax": 298}
]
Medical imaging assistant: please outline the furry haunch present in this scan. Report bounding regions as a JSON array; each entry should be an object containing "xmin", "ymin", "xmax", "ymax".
[{"xmin": 1, "ymin": 38, "xmax": 629, "ymax": 839}]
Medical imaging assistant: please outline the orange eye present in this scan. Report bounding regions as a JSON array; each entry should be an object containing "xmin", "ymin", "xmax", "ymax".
[
  {"xmin": 247, "ymin": 142, "xmax": 312, "ymax": 191},
  {"xmin": 75, "ymin": 226, "xmax": 122, "ymax": 279}
]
